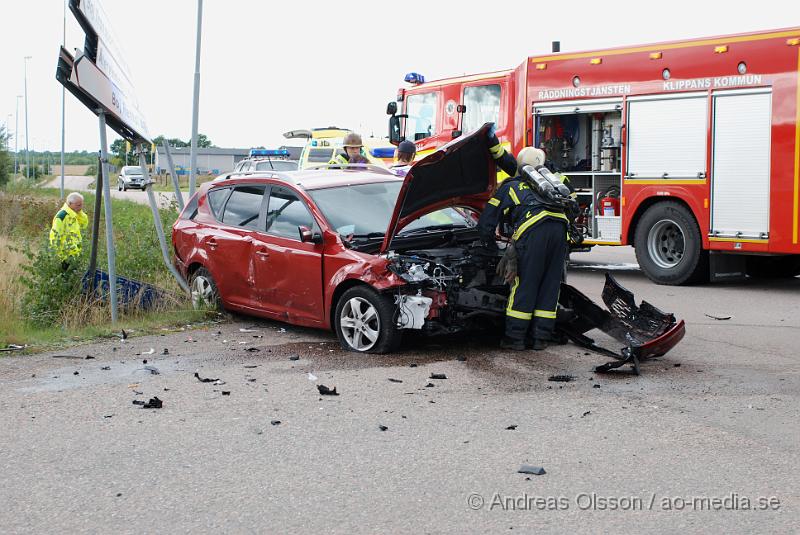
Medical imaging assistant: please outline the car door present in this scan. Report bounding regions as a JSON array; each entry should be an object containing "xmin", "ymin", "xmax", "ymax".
[
  {"xmin": 210, "ymin": 184, "xmax": 267, "ymax": 309},
  {"xmin": 251, "ymin": 185, "xmax": 324, "ymax": 325}
]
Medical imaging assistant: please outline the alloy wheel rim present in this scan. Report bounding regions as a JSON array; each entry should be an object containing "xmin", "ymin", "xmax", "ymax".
[
  {"xmin": 340, "ymin": 297, "xmax": 380, "ymax": 351},
  {"xmin": 191, "ymin": 276, "xmax": 214, "ymax": 307}
]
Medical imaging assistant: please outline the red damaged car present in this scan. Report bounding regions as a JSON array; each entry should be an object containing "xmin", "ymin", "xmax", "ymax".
[{"xmin": 172, "ymin": 125, "xmax": 684, "ymax": 372}]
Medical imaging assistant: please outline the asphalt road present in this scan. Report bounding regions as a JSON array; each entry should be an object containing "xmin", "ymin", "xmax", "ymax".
[
  {"xmin": 1, "ymin": 248, "xmax": 798, "ymax": 534},
  {"xmin": 44, "ymin": 175, "xmax": 180, "ymax": 208}
]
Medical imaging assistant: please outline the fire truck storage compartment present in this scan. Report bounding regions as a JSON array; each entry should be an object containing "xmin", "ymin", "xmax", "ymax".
[
  {"xmin": 534, "ymin": 98, "xmax": 623, "ymax": 241},
  {"xmin": 626, "ymin": 92, "xmax": 708, "ymax": 180},
  {"xmin": 710, "ymin": 88, "xmax": 772, "ymax": 239}
]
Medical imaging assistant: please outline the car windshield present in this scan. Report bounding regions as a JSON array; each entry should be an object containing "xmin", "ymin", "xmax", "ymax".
[
  {"xmin": 255, "ymin": 160, "xmax": 298, "ymax": 171},
  {"xmin": 123, "ymin": 167, "xmax": 143, "ymax": 175},
  {"xmin": 308, "ymin": 182, "xmax": 473, "ymax": 238}
]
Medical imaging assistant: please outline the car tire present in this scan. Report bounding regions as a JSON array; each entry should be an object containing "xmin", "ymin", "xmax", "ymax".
[
  {"xmin": 118, "ymin": 182, "xmax": 122, "ymax": 191},
  {"xmin": 190, "ymin": 267, "xmax": 221, "ymax": 310},
  {"xmin": 634, "ymin": 201, "xmax": 708, "ymax": 285},
  {"xmin": 334, "ymin": 286, "xmax": 400, "ymax": 353}
]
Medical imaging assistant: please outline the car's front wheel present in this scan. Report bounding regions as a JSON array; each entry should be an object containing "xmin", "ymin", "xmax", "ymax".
[
  {"xmin": 190, "ymin": 267, "xmax": 221, "ymax": 310},
  {"xmin": 334, "ymin": 286, "xmax": 400, "ymax": 353}
]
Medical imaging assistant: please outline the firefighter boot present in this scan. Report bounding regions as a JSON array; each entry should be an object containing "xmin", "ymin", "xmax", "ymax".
[{"xmin": 502, "ymin": 318, "xmax": 529, "ymax": 351}]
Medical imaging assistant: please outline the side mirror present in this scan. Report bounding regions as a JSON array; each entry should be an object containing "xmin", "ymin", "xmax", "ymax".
[
  {"xmin": 451, "ymin": 130, "xmax": 462, "ymax": 139},
  {"xmin": 386, "ymin": 101, "xmax": 397, "ymax": 115},
  {"xmin": 389, "ymin": 115, "xmax": 401, "ymax": 145},
  {"xmin": 298, "ymin": 225, "xmax": 322, "ymax": 244}
]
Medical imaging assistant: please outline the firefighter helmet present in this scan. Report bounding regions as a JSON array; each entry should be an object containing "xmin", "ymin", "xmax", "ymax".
[
  {"xmin": 517, "ymin": 147, "xmax": 546, "ymax": 169},
  {"xmin": 342, "ymin": 132, "xmax": 363, "ymax": 148}
]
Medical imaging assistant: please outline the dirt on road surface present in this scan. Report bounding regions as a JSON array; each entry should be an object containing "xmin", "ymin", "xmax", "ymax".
[{"xmin": 1, "ymin": 250, "xmax": 798, "ymax": 534}]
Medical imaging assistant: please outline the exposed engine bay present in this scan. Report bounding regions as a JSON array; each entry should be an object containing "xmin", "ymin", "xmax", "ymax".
[{"xmin": 383, "ymin": 236, "xmax": 685, "ymax": 374}]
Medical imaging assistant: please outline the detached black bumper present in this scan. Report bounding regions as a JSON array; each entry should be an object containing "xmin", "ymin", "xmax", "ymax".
[{"xmin": 556, "ymin": 273, "xmax": 686, "ymax": 375}]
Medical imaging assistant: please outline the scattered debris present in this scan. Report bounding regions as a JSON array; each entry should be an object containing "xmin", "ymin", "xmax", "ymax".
[
  {"xmin": 581, "ymin": 411, "xmax": 591, "ymax": 418},
  {"xmin": 144, "ymin": 365, "xmax": 160, "ymax": 375},
  {"xmin": 518, "ymin": 465, "xmax": 546, "ymax": 476},
  {"xmin": 247, "ymin": 378, "xmax": 256, "ymax": 382},
  {"xmin": 548, "ymin": 375, "xmax": 575, "ymax": 382},
  {"xmin": 425, "ymin": 383, "xmax": 435, "ymax": 388},
  {"xmin": 142, "ymin": 348, "xmax": 155, "ymax": 355},
  {"xmin": 119, "ymin": 329, "xmax": 128, "ymax": 341},
  {"xmin": 456, "ymin": 356, "xmax": 467, "ymax": 362},
  {"xmin": 213, "ymin": 380, "xmax": 226, "ymax": 386},
  {"xmin": 252, "ymin": 335, "xmax": 263, "ymax": 339},
  {"xmin": 100, "ymin": 366, "xmax": 111, "ymax": 371},
  {"xmin": 409, "ymin": 363, "xmax": 418, "ymax": 368},
  {"xmin": 593, "ymin": 384, "xmax": 601, "ymax": 389},
  {"xmin": 388, "ymin": 378, "xmax": 403, "ymax": 383},
  {"xmin": 289, "ymin": 355, "xmax": 300, "ymax": 361},
  {"xmin": 673, "ymin": 363, "xmax": 681, "ymax": 367},
  {"xmin": 132, "ymin": 397, "xmax": 162, "ymax": 409},
  {"xmin": 73, "ymin": 371, "xmax": 79, "ymax": 376},
  {"xmin": 317, "ymin": 384, "xmax": 339, "ymax": 396},
  {"xmin": 430, "ymin": 373, "xmax": 447, "ymax": 380},
  {"xmin": 704, "ymin": 313, "xmax": 732, "ymax": 321},
  {"xmin": 378, "ymin": 425, "xmax": 388, "ymax": 431},
  {"xmin": 271, "ymin": 420, "xmax": 281, "ymax": 426},
  {"xmin": 1, "ymin": 344, "xmax": 27, "ymax": 352},
  {"xmin": 104, "ymin": 414, "xmax": 114, "ymax": 418},
  {"xmin": 278, "ymin": 328, "xmax": 286, "ymax": 333},
  {"xmin": 221, "ymin": 391, "xmax": 231, "ymax": 396},
  {"xmin": 142, "ymin": 359, "xmax": 148, "ymax": 364},
  {"xmin": 308, "ymin": 373, "xmax": 318, "ymax": 381},
  {"xmin": 239, "ymin": 328, "xmax": 257, "ymax": 333},
  {"xmin": 245, "ymin": 347, "xmax": 260, "ymax": 353},
  {"xmin": 162, "ymin": 348, "xmax": 169, "ymax": 355},
  {"xmin": 85, "ymin": 355, "xmax": 95, "ymax": 360},
  {"xmin": 506, "ymin": 425, "xmax": 517, "ymax": 430},
  {"xmin": 194, "ymin": 371, "xmax": 219, "ymax": 383},
  {"xmin": 244, "ymin": 365, "xmax": 259, "ymax": 369}
]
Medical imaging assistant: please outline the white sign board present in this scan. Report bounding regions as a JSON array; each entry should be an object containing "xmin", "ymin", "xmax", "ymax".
[
  {"xmin": 70, "ymin": 0, "xmax": 149, "ymax": 142},
  {"xmin": 69, "ymin": 51, "xmax": 150, "ymax": 141}
]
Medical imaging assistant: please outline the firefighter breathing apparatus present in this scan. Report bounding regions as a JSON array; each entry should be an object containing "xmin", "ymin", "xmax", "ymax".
[{"xmin": 521, "ymin": 164, "xmax": 583, "ymax": 245}]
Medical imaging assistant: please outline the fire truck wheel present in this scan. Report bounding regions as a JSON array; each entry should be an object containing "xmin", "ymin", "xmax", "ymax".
[
  {"xmin": 634, "ymin": 201, "xmax": 708, "ymax": 285},
  {"xmin": 334, "ymin": 286, "xmax": 401, "ymax": 354}
]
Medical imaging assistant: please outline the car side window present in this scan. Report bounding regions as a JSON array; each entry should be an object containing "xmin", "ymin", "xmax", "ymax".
[
  {"xmin": 221, "ymin": 185, "xmax": 266, "ymax": 229},
  {"xmin": 266, "ymin": 187, "xmax": 315, "ymax": 239},
  {"xmin": 207, "ymin": 187, "xmax": 231, "ymax": 219}
]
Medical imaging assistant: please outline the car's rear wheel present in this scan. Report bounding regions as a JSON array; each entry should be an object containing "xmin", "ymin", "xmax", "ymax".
[
  {"xmin": 334, "ymin": 286, "xmax": 400, "ymax": 353},
  {"xmin": 190, "ymin": 267, "xmax": 221, "ymax": 310}
]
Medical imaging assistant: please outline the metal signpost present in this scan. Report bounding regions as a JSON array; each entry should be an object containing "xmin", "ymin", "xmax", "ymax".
[
  {"xmin": 162, "ymin": 140, "xmax": 185, "ymax": 211},
  {"xmin": 56, "ymin": 0, "xmax": 189, "ymax": 322}
]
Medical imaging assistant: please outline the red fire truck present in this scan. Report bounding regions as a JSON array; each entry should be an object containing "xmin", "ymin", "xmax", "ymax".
[{"xmin": 386, "ymin": 27, "xmax": 800, "ymax": 284}]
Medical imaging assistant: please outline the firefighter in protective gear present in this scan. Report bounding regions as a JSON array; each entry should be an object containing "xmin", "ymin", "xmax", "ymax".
[
  {"xmin": 329, "ymin": 132, "xmax": 368, "ymax": 165},
  {"xmin": 50, "ymin": 192, "xmax": 89, "ymax": 263},
  {"xmin": 476, "ymin": 145, "xmax": 570, "ymax": 351}
]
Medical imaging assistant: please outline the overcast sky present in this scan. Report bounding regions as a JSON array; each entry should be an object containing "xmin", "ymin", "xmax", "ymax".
[{"xmin": 0, "ymin": 0, "xmax": 795, "ymax": 153}]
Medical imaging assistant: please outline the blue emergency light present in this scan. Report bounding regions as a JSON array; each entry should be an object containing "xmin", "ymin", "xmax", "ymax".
[
  {"xmin": 370, "ymin": 147, "xmax": 397, "ymax": 159},
  {"xmin": 404, "ymin": 72, "xmax": 426, "ymax": 84},
  {"xmin": 249, "ymin": 149, "xmax": 290, "ymax": 157}
]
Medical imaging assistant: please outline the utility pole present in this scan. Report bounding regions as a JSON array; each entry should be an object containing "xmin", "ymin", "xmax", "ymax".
[
  {"xmin": 24, "ymin": 56, "xmax": 31, "ymax": 179},
  {"xmin": 60, "ymin": 0, "xmax": 66, "ymax": 199},
  {"xmin": 14, "ymin": 96, "xmax": 21, "ymax": 176},
  {"xmin": 188, "ymin": 0, "xmax": 203, "ymax": 198}
]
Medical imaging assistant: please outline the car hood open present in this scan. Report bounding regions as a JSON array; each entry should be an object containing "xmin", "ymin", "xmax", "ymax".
[{"xmin": 379, "ymin": 123, "xmax": 497, "ymax": 253}]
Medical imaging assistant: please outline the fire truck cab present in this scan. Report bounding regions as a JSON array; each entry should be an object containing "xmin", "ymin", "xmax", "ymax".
[{"xmin": 388, "ymin": 28, "xmax": 800, "ymax": 285}]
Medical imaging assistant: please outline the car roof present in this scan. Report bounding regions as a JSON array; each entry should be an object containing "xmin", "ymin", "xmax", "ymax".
[{"xmin": 207, "ymin": 167, "xmax": 401, "ymax": 192}]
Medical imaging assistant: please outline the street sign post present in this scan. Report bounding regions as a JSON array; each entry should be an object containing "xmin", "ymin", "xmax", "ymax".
[{"xmin": 56, "ymin": 0, "xmax": 188, "ymax": 322}]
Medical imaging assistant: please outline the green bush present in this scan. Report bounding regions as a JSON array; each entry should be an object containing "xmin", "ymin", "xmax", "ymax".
[
  {"xmin": 18, "ymin": 236, "xmax": 89, "ymax": 326},
  {"xmin": 85, "ymin": 164, "xmax": 97, "ymax": 176}
]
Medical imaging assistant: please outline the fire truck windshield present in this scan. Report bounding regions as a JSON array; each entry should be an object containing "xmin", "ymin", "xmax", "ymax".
[{"xmin": 404, "ymin": 92, "xmax": 438, "ymax": 141}]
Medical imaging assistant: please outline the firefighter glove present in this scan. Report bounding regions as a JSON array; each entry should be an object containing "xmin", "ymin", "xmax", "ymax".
[{"xmin": 495, "ymin": 241, "xmax": 518, "ymax": 284}]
